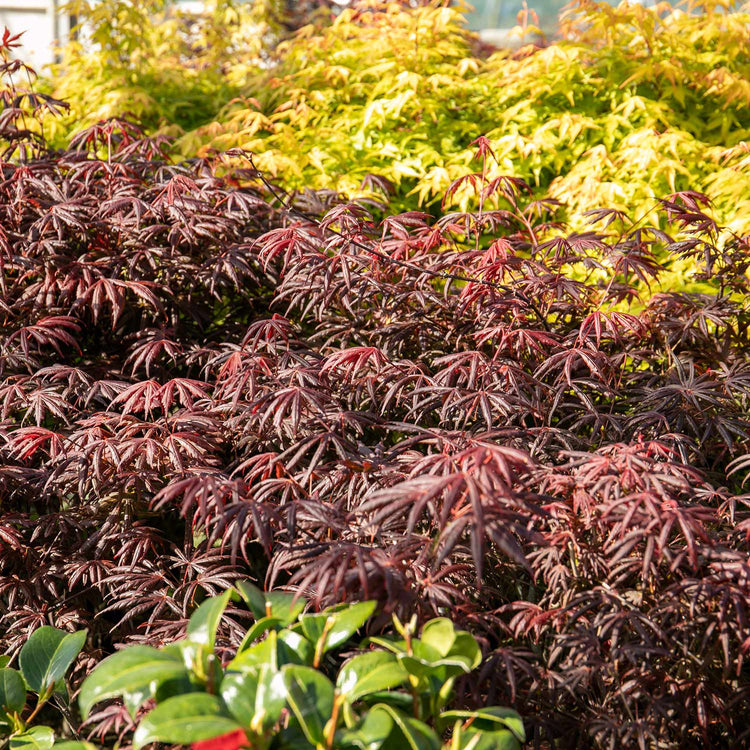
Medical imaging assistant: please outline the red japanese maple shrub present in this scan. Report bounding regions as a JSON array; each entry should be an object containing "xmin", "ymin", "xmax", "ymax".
[{"xmin": 0, "ymin": 34, "xmax": 749, "ymax": 750}]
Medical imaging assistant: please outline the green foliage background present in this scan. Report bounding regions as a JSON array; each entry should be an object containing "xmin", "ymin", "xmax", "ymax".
[{"xmin": 42, "ymin": 0, "xmax": 750, "ymax": 239}]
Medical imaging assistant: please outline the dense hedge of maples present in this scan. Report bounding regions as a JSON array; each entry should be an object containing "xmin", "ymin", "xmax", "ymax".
[{"xmin": 2, "ymin": 3, "xmax": 750, "ymax": 748}]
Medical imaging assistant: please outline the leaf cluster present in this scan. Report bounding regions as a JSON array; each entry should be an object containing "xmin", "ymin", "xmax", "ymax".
[
  {"xmin": 79, "ymin": 583, "xmax": 523, "ymax": 750},
  {"xmin": 41, "ymin": 0, "xmax": 336, "ymax": 144},
  {"xmin": 57, "ymin": 0, "xmax": 750, "ymax": 240},
  {"xmin": 0, "ymin": 625, "xmax": 90, "ymax": 750}
]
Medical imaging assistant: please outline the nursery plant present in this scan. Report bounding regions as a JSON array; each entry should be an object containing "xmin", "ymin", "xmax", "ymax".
[
  {"xmin": 184, "ymin": 0, "xmax": 750, "ymax": 234},
  {"xmin": 44, "ymin": 0, "xmax": 750, "ymax": 232},
  {"xmin": 42, "ymin": 0, "xmax": 337, "ymax": 144},
  {"xmin": 0, "ymin": 626, "xmax": 90, "ymax": 750},
  {"xmin": 2, "ymin": 17, "xmax": 750, "ymax": 750},
  {"xmin": 78, "ymin": 583, "xmax": 525, "ymax": 749}
]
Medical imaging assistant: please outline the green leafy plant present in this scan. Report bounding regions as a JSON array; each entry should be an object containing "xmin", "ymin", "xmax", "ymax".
[
  {"xmin": 178, "ymin": 0, "xmax": 750, "ymax": 235},
  {"xmin": 41, "ymin": 0, "xmax": 268, "ymax": 143},
  {"xmin": 46, "ymin": 0, "xmax": 750, "ymax": 237},
  {"xmin": 0, "ymin": 628, "xmax": 90, "ymax": 750},
  {"xmin": 79, "ymin": 583, "xmax": 525, "ymax": 750},
  {"xmin": 41, "ymin": 0, "xmax": 339, "ymax": 146},
  {"xmin": 50, "ymin": 0, "xmax": 750, "ymax": 232}
]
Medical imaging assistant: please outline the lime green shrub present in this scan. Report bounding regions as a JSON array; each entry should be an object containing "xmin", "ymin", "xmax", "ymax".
[
  {"xmin": 179, "ymin": 0, "xmax": 750, "ymax": 232},
  {"xmin": 44, "ymin": 0, "xmax": 750, "ymax": 232},
  {"xmin": 42, "ymin": 0, "xmax": 273, "ymax": 142}
]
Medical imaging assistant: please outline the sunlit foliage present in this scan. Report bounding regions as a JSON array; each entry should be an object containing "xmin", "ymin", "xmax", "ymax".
[
  {"xmin": 42, "ymin": 0, "xmax": 333, "ymax": 141},
  {"xmin": 227, "ymin": 0, "xmax": 749, "ymax": 234}
]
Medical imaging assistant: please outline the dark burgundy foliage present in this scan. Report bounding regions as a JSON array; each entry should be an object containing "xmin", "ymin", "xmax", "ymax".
[{"xmin": 1, "ymin": 39, "xmax": 749, "ymax": 750}]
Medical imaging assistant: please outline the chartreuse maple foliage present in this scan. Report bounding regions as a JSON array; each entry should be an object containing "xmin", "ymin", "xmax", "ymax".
[
  {"xmin": 44, "ymin": 0, "xmax": 750, "ymax": 232},
  {"xmin": 180, "ymin": 0, "xmax": 750, "ymax": 233},
  {"xmin": 41, "ymin": 0, "xmax": 275, "ymax": 141}
]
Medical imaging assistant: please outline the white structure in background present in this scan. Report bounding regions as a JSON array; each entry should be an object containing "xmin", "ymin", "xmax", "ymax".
[
  {"xmin": 0, "ymin": 0, "xmax": 74, "ymax": 70},
  {"xmin": 0, "ymin": 0, "xmax": 661, "ymax": 73}
]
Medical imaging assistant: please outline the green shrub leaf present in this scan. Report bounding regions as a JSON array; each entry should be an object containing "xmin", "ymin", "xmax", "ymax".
[
  {"xmin": 300, "ymin": 601, "xmax": 376, "ymax": 656},
  {"xmin": 19, "ymin": 628, "xmax": 86, "ymax": 695},
  {"xmin": 369, "ymin": 704, "xmax": 440, "ymax": 750},
  {"xmin": 132, "ymin": 693, "xmax": 240, "ymax": 750},
  {"xmin": 186, "ymin": 589, "xmax": 233, "ymax": 649},
  {"xmin": 236, "ymin": 582, "xmax": 305, "ymax": 625},
  {"xmin": 237, "ymin": 616, "xmax": 284, "ymax": 653},
  {"xmin": 78, "ymin": 646, "xmax": 188, "ymax": 719},
  {"xmin": 458, "ymin": 728, "xmax": 522, "ymax": 750},
  {"xmin": 220, "ymin": 666, "xmax": 287, "ymax": 731},
  {"xmin": 447, "ymin": 633, "xmax": 481, "ymax": 671},
  {"xmin": 335, "ymin": 706, "xmax": 393, "ymax": 750},
  {"xmin": 9, "ymin": 727, "xmax": 55, "ymax": 750},
  {"xmin": 440, "ymin": 708, "xmax": 525, "ymax": 742},
  {"xmin": 0, "ymin": 668, "xmax": 26, "ymax": 714},
  {"xmin": 336, "ymin": 651, "xmax": 407, "ymax": 703},
  {"xmin": 419, "ymin": 619, "xmax": 456, "ymax": 657},
  {"xmin": 282, "ymin": 664, "xmax": 335, "ymax": 746}
]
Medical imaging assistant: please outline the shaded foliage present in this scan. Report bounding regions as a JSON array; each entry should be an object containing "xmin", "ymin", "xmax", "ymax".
[{"xmin": 1, "ymin": 30, "xmax": 750, "ymax": 750}]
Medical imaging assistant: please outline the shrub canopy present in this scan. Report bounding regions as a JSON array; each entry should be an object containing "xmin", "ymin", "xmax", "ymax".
[{"xmin": 45, "ymin": 0, "xmax": 750, "ymax": 235}]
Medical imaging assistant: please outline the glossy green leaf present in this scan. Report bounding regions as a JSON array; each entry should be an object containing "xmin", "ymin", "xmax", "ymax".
[
  {"xmin": 335, "ymin": 706, "xmax": 393, "ymax": 750},
  {"xmin": 447, "ymin": 633, "xmax": 481, "ymax": 670},
  {"xmin": 282, "ymin": 664, "xmax": 335, "ymax": 746},
  {"xmin": 155, "ymin": 672, "xmax": 203, "ymax": 703},
  {"xmin": 278, "ymin": 629, "xmax": 314, "ymax": 666},
  {"xmin": 299, "ymin": 601, "xmax": 376, "ymax": 655},
  {"xmin": 9, "ymin": 727, "xmax": 54, "ymax": 750},
  {"xmin": 19, "ymin": 628, "xmax": 87, "ymax": 695},
  {"xmin": 440, "ymin": 708, "xmax": 525, "ymax": 742},
  {"xmin": 420, "ymin": 619, "xmax": 456, "ymax": 658},
  {"xmin": 160, "ymin": 640, "xmax": 222, "ymax": 692},
  {"xmin": 237, "ymin": 616, "xmax": 284, "ymax": 653},
  {"xmin": 78, "ymin": 646, "xmax": 188, "ymax": 719},
  {"xmin": 359, "ymin": 690, "xmax": 414, "ymax": 711},
  {"xmin": 161, "ymin": 640, "xmax": 211, "ymax": 677},
  {"xmin": 0, "ymin": 668, "xmax": 26, "ymax": 714},
  {"xmin": 236, "ymin": 582, "xmax": 305, "ymax": 625},
  {"xmin": 229, "ymin": 628, "xmax": 313, "ymax": 673},
  {"xmin": 53, "ymin": 743, "xmax": 98, "ymax": 750},
  {"xmin": 398, "ymin": 638, "xmax": 475, "ymax": 679},
  {"xmin": 186, "ymin": 589, "xmax": 232, "ymax": 650},
  {"xmin": 336, "ymin": 651, "xmax": 407, "ymax": 703},
  {"xmin": 220, "ymin": 666, "xmax": 287, "ymax": 731},
  {"xmin": 228, "ymin": 636, "xmax": 278, "ymax": 673},
  {"xmin": 0, "ymin": 656, "xmax": 10, "ymax": 669},
  {"xmin": 361, "ymin": 637, "xmax": 407, "ymax": 655},
  {"xmin": 400, "ymin": 656, "xmax": 472, "ymax": 681},
  {"xmin": 277, "ymin": 722, "xmax": 316, "ymax": 750},
  {"xmin": 458, "ymin": 728, "xmax": 522, "ymax": 750},
  {"xmin": 370, "ymin": 704, "xmax": 440, "ymax": 750},
  {"xmin": 132, "ymin": 693, "xmax": 240, "ymax": 750}
]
